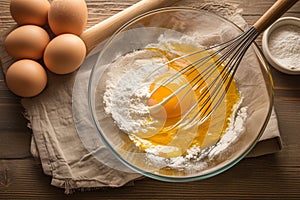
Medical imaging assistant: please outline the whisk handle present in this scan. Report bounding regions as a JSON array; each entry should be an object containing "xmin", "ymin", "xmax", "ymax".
[
  {"xmin": 253, "ymin": 0, "xmax": 299, "ymax": 33},
  {"xmin": 81, "ymin": 0, "xmax": 180, "ymax": 53}
]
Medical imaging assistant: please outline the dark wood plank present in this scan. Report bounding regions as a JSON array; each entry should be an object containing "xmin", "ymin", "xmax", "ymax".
[
  {"xmin": 0, "ymin": 156, "xmax": 299, "ymax": 199},
  {"xmin": 0, "ymin": 131, "xmax": 31, "ymax": 159}
]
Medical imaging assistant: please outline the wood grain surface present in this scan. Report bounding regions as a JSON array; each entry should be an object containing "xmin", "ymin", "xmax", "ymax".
[{"xmin": 1, "ymin": 0, "xmax": 300, "ymax": 199}]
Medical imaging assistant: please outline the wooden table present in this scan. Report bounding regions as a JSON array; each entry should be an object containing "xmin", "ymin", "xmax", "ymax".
[{"xmin": 1, "ymin": 0, "xmax": 299, "ymax": 199}]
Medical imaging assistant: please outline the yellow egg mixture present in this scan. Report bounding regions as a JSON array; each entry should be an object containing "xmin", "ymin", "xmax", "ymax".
[{"xmin": 128, "ymin": 42, "xmax": 240, "ymax": 158}]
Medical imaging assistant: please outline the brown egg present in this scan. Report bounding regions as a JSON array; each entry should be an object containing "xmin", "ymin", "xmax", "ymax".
[
  {"xmin": 43, "ymin": 34, "xmax": 86, "ymax": 74},
  {"xmin": 10, "ymin": 0, "xmax": 50, "ymax": 26},
  {"xmin": 4, "ymin": 25, "xmax": 50, "ymax": 60},
  {"xmin": 6, "ymin": 59, "xmax": 47, "ymax": 97},
  {"xmin": 48, "ymin": 0, "xmax": 88, "ymax": 36}
]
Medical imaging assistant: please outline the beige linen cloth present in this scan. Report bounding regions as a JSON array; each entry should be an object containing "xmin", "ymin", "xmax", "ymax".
[{"xmin": 0, "ymin": 2, "xmax": 282, "ymax": 194}]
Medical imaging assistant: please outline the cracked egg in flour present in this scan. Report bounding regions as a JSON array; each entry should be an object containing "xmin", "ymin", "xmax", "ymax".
[{"xmin": 103, "ymin": 37, "xmax": 245, "ymax": 164}]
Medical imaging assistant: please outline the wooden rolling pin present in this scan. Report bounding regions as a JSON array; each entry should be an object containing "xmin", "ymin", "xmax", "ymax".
[{"xmin": 81, "ymin": 0, "xmax": 180, "ymax": 53}]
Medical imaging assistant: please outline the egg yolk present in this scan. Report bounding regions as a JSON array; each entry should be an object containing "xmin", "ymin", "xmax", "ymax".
[
  {"xmin": 148, "ymin": 84, "xmax": 180, "ymax": 118},
  {"xmin": 147, "ymin": 72, "xmax": 197, "ymax": 119}
]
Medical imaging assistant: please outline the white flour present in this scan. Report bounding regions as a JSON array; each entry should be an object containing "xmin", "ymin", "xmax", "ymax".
[
  {"xmin": 269, "ymin": 24, "xmax": 300, "ymax": 70},
  {"xmin": 103, "ymin": 33, "xmax": 248, "ymax": 171},
  {"xmin": 103, "ymin": 50, "xmax": 168, "ymax": 135}
]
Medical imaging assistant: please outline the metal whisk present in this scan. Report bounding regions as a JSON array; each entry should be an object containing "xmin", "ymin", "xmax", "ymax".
[{"xmin": 148, "ymin": 0, "xmax": 298, "ymax": 130}]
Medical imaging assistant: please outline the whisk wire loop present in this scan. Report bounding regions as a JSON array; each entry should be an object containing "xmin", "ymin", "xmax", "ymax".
[{"xmin": 150, "ymin": 27, "xmax": 259, "ymax": 131}]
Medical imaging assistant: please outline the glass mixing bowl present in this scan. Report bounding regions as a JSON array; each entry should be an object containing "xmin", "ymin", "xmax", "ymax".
[{"xmin": 88, "ymin": 7, "xmax": 273, "ymax": 181}]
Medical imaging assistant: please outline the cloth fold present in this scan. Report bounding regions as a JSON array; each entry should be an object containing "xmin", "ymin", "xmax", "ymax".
[{"xmin": 0, "ymin": 1, "xmax": 282, "ymax": 194}]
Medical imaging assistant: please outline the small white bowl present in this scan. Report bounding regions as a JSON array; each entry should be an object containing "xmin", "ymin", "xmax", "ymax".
[{"xmin": 262, "ymin": 17, "xmax": 300, "ymax": 75}]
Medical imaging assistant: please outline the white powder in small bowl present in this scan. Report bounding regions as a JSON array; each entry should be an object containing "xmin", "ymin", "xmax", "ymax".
[
  {"xmin": 268, "ymin": 24, "xmax": 300, "ymax": 71},
  {"xmin": 262, "ymin": 17, "xmax": 300, "ymax": 74}
]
